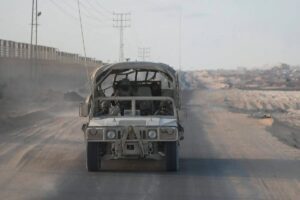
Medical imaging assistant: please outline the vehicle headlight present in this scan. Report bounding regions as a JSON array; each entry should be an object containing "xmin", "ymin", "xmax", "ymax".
[
  {"xmin": 88, "ymin": 128, "xmax": 97, "ymax": 136},
  {"xmin": 167, "ymin": 128, "xmax": 176, "ymax": 135},
  {"xmin": 160, "ymin": 127, "xmax": 177, "ymax": 140},
  {"xmin": 106, "ymin": 130, "xmax": 116, "ymax": 139},
  {"xmin": 148, "ymin": 130, "xmax": 157, "ymax": 139},
  {"xmin": 86, "ymin": 128, "xmax": 104, "ymax": 140}
]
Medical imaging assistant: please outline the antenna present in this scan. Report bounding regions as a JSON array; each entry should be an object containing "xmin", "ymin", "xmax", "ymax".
[
  {"xmin": 138, "ymin": 47, "xmax": 150, "ymax": 61},
  {"xmin": 178, "ymin": 7, "xmax": 182, "ymax": 72},
  {"xmin": 178, "ymin": 7, "xmax": 183, "ymax": 108},
  {"xmin": 113, "ymin": 12, "xmax": 131, "ymax": 62}
]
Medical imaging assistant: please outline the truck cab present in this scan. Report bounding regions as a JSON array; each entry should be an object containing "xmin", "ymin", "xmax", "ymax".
[{"xmin": 79, "ymin": 62, "xmax": 184, "ymax": 171}]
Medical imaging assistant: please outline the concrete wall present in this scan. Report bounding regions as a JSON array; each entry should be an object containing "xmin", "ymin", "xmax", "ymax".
[{"xmin": 0, "ymin": 58, "xmax": 97, "ymax": 92}]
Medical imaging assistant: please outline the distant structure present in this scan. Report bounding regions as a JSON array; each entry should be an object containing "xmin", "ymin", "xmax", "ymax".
[
  {"xmin": 113, "ymin": 12, "xmax": 131, "ymax": 62},
  {"xmin": 138, "ymin": 47, "xmax": 150, "ymax": 61}
]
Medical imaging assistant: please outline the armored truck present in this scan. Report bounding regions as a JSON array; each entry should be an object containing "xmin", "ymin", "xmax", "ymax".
[{"xmin": 79, "ymin": 62, "xmax": 184, "ymax": 171}]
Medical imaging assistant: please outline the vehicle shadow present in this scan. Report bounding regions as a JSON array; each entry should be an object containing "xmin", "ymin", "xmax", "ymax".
[
  {"xmin": 93, "ymin": 156, "xmax": 300, "ymax": 181},
  {"xmin": 179, "ymin": 157, "xmax": 300, "ymax": 179}
]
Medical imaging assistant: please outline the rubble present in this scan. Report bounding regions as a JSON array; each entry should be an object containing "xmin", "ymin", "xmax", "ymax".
[
  {"xmin": 181, "ymin": 64, "xmax": 300, "ymax": 90},
  {"xmin": 251, "ymin": 112, "xmax": 272, "ymax": 119}
]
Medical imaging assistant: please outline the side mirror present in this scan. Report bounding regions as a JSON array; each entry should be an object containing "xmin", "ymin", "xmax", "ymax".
[{"xmin": 79, "ymin": 103, "xmax": 89, "ymax": 117}]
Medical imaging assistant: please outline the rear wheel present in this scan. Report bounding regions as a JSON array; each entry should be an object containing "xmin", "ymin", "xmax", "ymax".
[
  {"xmin": 86, "ymin": 142, "xmax": 103, "ymax": 171},
  {"xmin": 165, "ymin": 142, "xmax": 179, "ymax": 171}
]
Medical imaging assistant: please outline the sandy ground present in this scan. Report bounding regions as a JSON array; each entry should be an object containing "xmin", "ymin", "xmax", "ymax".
[
  {"xmin": 223, "ymin": 90, "xmax": 300, "ymax": 112},
  {"xmin": 217, "ymin": 89, "xmax": 300, "ymax": 148},
  {"xmin": 0, "ymin": 89, "xmax": 299, "ymax": 199}
]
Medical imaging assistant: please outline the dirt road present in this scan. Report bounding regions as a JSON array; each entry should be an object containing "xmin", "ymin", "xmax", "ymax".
[{"xmin": 0, "ymin": 90, "xmax": 300, "ymax": 199}]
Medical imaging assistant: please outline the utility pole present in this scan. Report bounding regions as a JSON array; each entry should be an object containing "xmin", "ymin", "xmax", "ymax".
[
  {"xmin": 138, "ymin": 47, "xmax": 150, "ymax": 61},
  {"xmin": 30, "ymin": 0, "xmax": 41, "ymax": 81},
  {"xmin": 113, "ymin": 12, "xmax": 131, "ymax": 62},
  {"xmin": 30, "ymin": 0, "xmax": 34, "ymax": 56}
]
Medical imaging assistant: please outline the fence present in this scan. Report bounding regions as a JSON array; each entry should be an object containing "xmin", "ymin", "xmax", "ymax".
[{"xmin": 0, "ymin": 39, "xmax": 102, "ymax": 67}]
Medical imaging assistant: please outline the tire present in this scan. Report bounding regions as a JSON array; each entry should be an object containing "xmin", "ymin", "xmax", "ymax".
[
  {"xmin": 86, "ymin": 142, "xmax": 102, "ymax": 172},
  {"xmin": 165, "ymin": 142, "xmax": 179, "ymax": 171}
]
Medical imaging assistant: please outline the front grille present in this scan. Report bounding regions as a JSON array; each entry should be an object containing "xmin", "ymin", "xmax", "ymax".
[
  {"xmin": 160, "ymin": 132, "xmax": 176, "ymax": 140},
  {"xmin": 115, "ymin": 127, "xmax": 148, "ymax": 140},
  {"xmin": 119, "ymin": 120, "xmax": 146, "ymax": 126},
  {"xmin": 87, "ymin": 129, "xmax": 104, "ymax": 140}
]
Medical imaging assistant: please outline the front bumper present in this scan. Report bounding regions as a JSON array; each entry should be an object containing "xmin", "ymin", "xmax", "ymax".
[
  {"xmin": 84, "ymin": 126, "xmax": 178, "ymax": 159},
  {"xmin": 84, "ymin": 126, "xmax": 179, "ymax": 142}
]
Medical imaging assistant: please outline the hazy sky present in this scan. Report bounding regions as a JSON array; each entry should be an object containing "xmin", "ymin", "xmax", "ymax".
[{"xmin": 1, "ymin": 0, "xmax": 300, "ymax": 69}]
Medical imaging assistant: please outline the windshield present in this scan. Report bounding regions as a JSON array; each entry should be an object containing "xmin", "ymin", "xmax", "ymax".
[
  {"xmin": 98, "ymin": 69, "xmax": 174, "ymax": 97},
  {"xmin": 92, "ymin": 97, "xmax": 176, "ymax": 117}
]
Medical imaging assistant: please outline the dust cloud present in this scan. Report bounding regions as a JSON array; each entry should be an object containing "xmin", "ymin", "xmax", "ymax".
[{"xmin": 0, "ymin": 60, "xmax": 91, "ymax": 133}]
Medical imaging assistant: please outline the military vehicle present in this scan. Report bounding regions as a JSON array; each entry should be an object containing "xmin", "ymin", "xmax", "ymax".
[{"xmin": 79, "ymin": 62, "xmax": 184, "ymax": 171}]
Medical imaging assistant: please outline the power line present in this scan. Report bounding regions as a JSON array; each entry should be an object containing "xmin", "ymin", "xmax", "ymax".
[
  {"xmin": 113, "ymin": 12, "xmax": 131, "ymax": 62},
  {"xmin": 49, "ymin": 0, "xmax": 79, "ymax": 20},
  {"xmin": 138, "ymin": 47, "xmax": 150, "ymax": 61},
  {"xmin": 84, "ymin": 0, "xmax": 112, "ymax": 19},
  {"xmin": 57, "ymin": 0, "xmax": 110, "ymax": 25},
  {"xmin": 93, "ymin": 0, "xmax": 113, "ymax": 15},
  {"xmin": 59, "ymin": 0, "xmax": 83, "ymax": 18},
  {"xmin": 48, "ymin": 0, "xmax": 110, "ymax": 28},
  {"xmin": 77, "ymin": 0, "xmax": 92, "ymax": 91},
  {"xmin": 58, "ymin": 0, "xmax": 77, "ymax": 12},
  {"xmin": 79, "ymin": 1, "xmax": 110, "ymax": 24}
]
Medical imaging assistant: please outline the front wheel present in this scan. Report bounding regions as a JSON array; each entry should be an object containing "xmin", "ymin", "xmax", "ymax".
[
  {"xmin": 86, "ymin": 142, "xmax": 102, "ymax": 171},
  {"xmin": 165, "ymin": 142, "xmax": 179, "ymax": 171}
]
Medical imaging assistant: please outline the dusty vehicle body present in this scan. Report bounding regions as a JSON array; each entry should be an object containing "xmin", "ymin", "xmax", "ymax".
[{"xmin": 79, "ymin": 62, "xmax": 184, "ymax": 171}]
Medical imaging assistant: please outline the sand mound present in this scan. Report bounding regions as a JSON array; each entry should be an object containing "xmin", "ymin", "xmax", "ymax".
[
  {"xmin": 37, "ymin": 89, "xmax": 64, "ymax": 102},
  {"xmin": 224, "ymin": 90, "xmax": 300, "ymax": 112},
  {"xmin": 268, "ymin": 118, "xmax": 300, "ymax": 149},
  {"xmin": 0, "ymin": 110, "xmax": 51, "ymax": 132},
  {"xmin": 220, "ymin": 89, "xmax": 300, "ymax": 149},
  {"xmin": 273, "ymin": 110, "xmax": 300, "ymax": 128}
]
